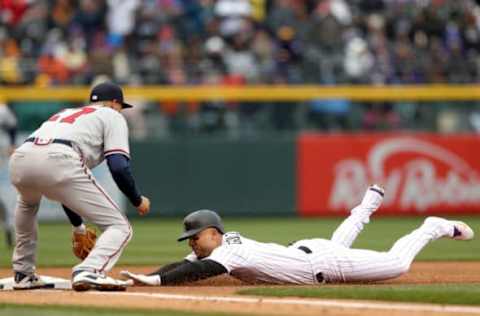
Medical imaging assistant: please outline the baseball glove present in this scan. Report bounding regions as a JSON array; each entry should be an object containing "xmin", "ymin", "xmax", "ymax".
[{"xmin": 72, "ymin": 227, "xmax": 97, "ymax": 260}]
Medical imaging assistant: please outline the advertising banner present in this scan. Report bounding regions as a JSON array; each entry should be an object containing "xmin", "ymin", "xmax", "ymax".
[{"xmin": 298, "ymin": 133, "xmax": 480, "ymax": 216}]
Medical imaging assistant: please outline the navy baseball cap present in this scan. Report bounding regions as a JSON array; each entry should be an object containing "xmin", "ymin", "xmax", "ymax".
[{"xmin": 89, "ymin": 82, "xmax": 133, "ymax": 109}]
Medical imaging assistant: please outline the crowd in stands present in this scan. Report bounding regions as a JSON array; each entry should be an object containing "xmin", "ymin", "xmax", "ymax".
[{"xmin": 1, "ymin": 0, "xmax": 480, "ymax": 136}]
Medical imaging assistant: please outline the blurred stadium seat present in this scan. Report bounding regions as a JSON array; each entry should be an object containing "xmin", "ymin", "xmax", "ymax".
[{"xmin": 2, "ymin": 0, "xmax": 480, "ymax": 137}]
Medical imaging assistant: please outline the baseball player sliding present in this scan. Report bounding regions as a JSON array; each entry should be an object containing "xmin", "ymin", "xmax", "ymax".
[
  {"xmin": 121, "ymin": 185, "xmax": 474, "ymax": 286},
  {"xmin": 9, "ymin": 82, "xmax": 150, "ymax": 291}
]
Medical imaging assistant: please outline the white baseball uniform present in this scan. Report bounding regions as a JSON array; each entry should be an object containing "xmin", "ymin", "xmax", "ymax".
[
  {"xmin": 10, "ymin": 105, "xmax": 132, "ymax": 275},
  {"xmin": 185, "ymin": 191, "xmax": 452, "ymax": 284}
]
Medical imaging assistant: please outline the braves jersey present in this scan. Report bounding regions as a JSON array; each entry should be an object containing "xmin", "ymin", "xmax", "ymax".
[
  {"xmin": 185, "ymin": 232, "xmax": 317, "ymax": 284},
  {"xmin": 29, "ymin": 105, "xmax": 130, "ymax": 169}
]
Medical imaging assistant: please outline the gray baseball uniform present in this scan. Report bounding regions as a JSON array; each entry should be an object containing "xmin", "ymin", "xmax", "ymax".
[{"xmin": 10, "ymin": 105, "xmax": 132, "ymax": 275}]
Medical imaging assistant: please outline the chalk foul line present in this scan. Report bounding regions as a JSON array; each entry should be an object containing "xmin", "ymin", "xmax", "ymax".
[{"xmin": 66, "ymin": 290, "xmax": 480, "ymax": 314}]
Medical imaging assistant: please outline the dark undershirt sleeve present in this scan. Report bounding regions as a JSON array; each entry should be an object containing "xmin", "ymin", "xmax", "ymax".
[
  {"xmin": 106, "ymin": 154, "xmax": 142, "ymax": 207},
  {"xmin": 151, "ymin": 259, "xmax": 228, "ymax": 285},
  {"xmin": 148, "ymin": 260, "xmax": 191, "ymax": 276},
  {"xmin": 62, "ymin": 205, "xmax": 83, "ymax": 227}
]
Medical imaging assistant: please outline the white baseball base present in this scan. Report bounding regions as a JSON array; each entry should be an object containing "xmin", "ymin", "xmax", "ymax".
[{"xmin": 0, "ymin": 275, "xmax": 71, "ymax": 290}]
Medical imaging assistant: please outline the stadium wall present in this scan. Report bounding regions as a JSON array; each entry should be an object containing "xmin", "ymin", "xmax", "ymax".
[
  {"xmin": 129, "ymin": 137, "xmax": 296, "ymax": 217},
  {"xmin": 5, "ymin": 85, "xmax": 480, "ymax": 218},
  {"xmin": 128, "ymin": 133, "xmax": 480, "ymax": 217}
]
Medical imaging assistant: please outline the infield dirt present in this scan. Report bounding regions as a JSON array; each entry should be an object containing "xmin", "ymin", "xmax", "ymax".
[{"xmin": 0, "ymin": 261, "xmax": 479, "ymax": 316}]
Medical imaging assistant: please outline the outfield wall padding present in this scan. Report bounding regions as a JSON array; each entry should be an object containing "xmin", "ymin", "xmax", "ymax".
[{"xmin": 130, "ymin": 137, "xmax": 296, "ymax": 217}]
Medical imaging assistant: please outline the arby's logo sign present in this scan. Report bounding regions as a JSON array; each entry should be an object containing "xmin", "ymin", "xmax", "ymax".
[
  {"xmin": 298, "ymin": 134, "xmax": 480, "ymax": 215},
  {"xmin": 329, "ymin": 138, "xmax": 480, "ymax": 211}
]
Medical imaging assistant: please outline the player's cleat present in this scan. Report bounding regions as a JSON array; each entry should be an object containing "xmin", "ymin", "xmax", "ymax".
[
  {"xmin": 13, "ymin": 272, "xmax": 51, "ymax": 290},
  {"xmin": 352, "ymin": 184, "xmax": 385, "ymax": 218},
  {"xmin": 361, "ymin": 184, "xmax": 384, "ymax": 208},
  {"xmin": 451, "ymin": 221, "xmax": 475, "ymax": 240},
  {"xmin": 424, "ymin": 217, "xmax": 475, "ymax": 241},
  {"xmin": 72, "ymin": 270, "xmax": 128, "ymax": 292}
]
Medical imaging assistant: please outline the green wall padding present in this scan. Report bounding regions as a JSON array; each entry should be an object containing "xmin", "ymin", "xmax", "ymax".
[{"xmin": 129, "ymin": 137, "xmax": 296, "ymax": 217}]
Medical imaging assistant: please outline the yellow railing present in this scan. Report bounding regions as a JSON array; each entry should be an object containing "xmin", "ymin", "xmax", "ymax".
[{"xmin": 0, "ymin": 84, "xmax": 480, "ymax": 102}]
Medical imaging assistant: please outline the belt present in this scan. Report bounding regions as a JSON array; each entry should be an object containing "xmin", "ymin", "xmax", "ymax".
[
  {"xmin": 298, "ymin": 246, "xmax": 324, "ymax": 283},
  {"xmin": 25, "ymin": 137, "xmax": 73, "ymax": 148}
]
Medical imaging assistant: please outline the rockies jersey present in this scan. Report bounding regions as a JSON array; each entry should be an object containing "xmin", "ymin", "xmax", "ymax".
[
  {"xmin": 28, "ymin": 105, "xmax": 130, "ymax": 169},
  {"xmin": 185, "ymin": 232, "xmax": 318, "ymax": 284}
]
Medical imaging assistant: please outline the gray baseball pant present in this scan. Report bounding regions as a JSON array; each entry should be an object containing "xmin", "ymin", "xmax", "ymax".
[{"xmin": 9, "ymin": 142, "xmax": 132, "ymax": 276}]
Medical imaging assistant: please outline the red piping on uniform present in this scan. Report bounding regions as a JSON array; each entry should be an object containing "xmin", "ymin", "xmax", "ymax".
[
  {"xmin": 80, "ymin": 153, "xmax": 120, "ymax": 211},
  {"xmin": 80, "ymin": 156, "xmax": 132, "ymax": 272},
  {"xmin": 104, "ymin": 149, "xmax": 130, "ymax": 157},
  {"xmin": 99, "ymin": 223, "xmax": 132, "ymax": 272},
  {"xmin": 87, "ymin": 167, "xmax": 121, "ymax": 211}
]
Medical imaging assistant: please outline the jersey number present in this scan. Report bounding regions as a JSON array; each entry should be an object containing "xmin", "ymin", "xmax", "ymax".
[{"xmin": 49, "ymin": 107, "xmax": 97, "ymax": 124}]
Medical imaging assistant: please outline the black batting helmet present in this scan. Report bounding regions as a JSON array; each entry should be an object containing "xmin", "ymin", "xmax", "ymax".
[{"xmin": 177, "ymin": 209, "xmax": 225, "ymax": 242}]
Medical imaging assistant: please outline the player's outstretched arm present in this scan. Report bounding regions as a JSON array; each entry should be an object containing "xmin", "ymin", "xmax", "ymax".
[
  {"xmin": 122, "ymin": 260, "xmax": 196, "ymax": 286},
  {"xmin": 121, "ymin": 260, "xmax": 228, "ymax": 286},
  {"xmin": 121, "ymin": 271, "xmax": 161, "ymax": 286},
  {"xmin": 148, "ymin": 260, "xmax": 191, "ymax": 275}
]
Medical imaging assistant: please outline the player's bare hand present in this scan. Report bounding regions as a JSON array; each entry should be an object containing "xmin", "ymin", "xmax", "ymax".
[
  {"xmin": 120, "ymin": 270, "xmax": 161, "ymax": 286},
  {"xmin": 136, "ymin": 196, "xmax": 150, "ymax": 216}
]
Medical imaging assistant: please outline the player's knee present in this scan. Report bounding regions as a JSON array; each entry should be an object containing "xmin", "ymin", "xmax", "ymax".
[
  {"xmin": 113, "ymin": 220, "xmax": 133, "ymax": 242},
  {"xmin": 125, "ymin": 223, "xmax": 133, "ymax": 243},
  {"xmin": 123, "ymin": 221, "xmax": 133, "ymax": 237},
  {"xmin": 395, "ymin": 258, "xmax": 411, "ymax": 275}
]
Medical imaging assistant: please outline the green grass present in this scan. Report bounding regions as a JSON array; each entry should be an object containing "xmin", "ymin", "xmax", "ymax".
[
  {"xmin": 239, "ymin": 283, "xmax": 480, "ymax": 305},
  {"xmin": 0, "ymin": 216, "xmax": 479, "ymax": 267},
  {"xmin": 0, "ymin": 304, "xmax": 240, "ymax": 316}
]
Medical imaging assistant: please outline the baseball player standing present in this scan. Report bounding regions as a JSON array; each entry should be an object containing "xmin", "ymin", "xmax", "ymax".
[
  {"xmin": 0, "ymin": 100, "xmax": 17, "ymax": 249},
  {"xmin": 9, "ymin": 82, "xmax": 150, "ymax": 291},
  {"xmin": 122, "ymin": 185, "xmax": 474, "ymax": 286}
]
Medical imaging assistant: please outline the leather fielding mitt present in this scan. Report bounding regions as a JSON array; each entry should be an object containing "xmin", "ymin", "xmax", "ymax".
[{"xmin": 72, "ymin": 227, "xmax": 97, "ymax": 260}]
